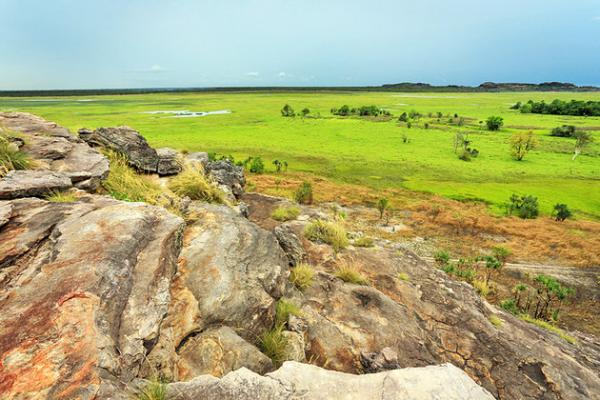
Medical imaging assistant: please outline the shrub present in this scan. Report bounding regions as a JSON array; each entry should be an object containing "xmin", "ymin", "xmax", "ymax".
[
  {"xmin": 335, "ymin": 263, "xmax": 369, "ymax": 285},
  {"xmin": 376, "ymin": 197, "xmax": 389, "ymax": 219},
  {"xmin": 137, "ymin": 379, "xmax": 167, "ymax": 400},
  {"xmin": 168, "ymin": 168, "xmax": 225, "ymax": 203},
  {"xmin": 275, "ymin": 299, "xmax": 303, "ymax": 326},
  {"xmin": 488, "ymin": 315, "xmax": 503, "ymax": 327},
  {"xmin": 289, "ymin": 263, "xmax": 315, "ymax": 291},
  {"xmin": 45, "ymin": 190, "xmax": 77, "ymax": 203},
  {"xmin": 102, "ymin": 150, "xmax": 162, "ymax": 203},
  {"xmin": 301, "ymin": 108, "xmax": 310, "ymax": 117},
  {"xmin": 0, "ymin": 138, "xmax": 31, "ymax": 177},
  {"xmin": 281, "ymin": 104, "xmax": 295, "ymax": 117},
  {"xmin": 271, "ymin": 206, "xmax": 300, "ymax": 221},
  {"xmin": 486, "ymin": 116, "xmax": 504, "ymax": 131},
  {"xmin": 272, "ymin": 159, "xmax": 288, "ymax": 173},
  {"xmin": 248, "ymin": 157, "xmax": 265, "ymax": 173},
  {"xmin": 304, "ymin": 219, "xmax": 348, "ymax": 251},
  {"xmin": 259, "ymin": 324, "xmax": 288, "ymax": 366},
  {"xmin": 500, "ymin": 298, "xmax": 519, "ymax": 315},
  {"xmin": 354, "ymin": 236, "xmax": 374, "ymax": 247},
  {"xmin": 553, "ymin": 203, "xmax": 572, "ymax": 221},
  {"xmin": 473, "ymin": 279, "xmax": 491, "ymax": 297},
  {"xmin": 508, "ymin": 194, "xmax": 539, "ymax": 219},
  {"xmin": 434, "ymin": 250, "xmax": 450, "ymax": 266},
  {"xmin": 550, "ymin": 125, "xmax": 576, "ymax": 137},
  {"xmin": 294, "ymin": 181, "xmax": 313, "ymax": 204},
  {"xmin": 510, "ymin": 131, "xmax": 537, "ymax": 161}
]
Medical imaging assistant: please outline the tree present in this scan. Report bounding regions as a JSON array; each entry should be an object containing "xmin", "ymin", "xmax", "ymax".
[
  {"xmin": 273, "ymin": 159, "xmax": 283, "ymax": 173},
  {"xmin": 508, "ymin": 194, "xmax": 539, "ymax": 219},
  {"xmin": 486, "ymin": 116, "xmax": 504, "ymax": 131},
  {"xmin": 398, "ymin": 112, "xmax": 408, "ymax": 122},
  {"xmin": 552, "ymin": 203, "xmax": 572, "ymax": 221},
  {"xmin": 281, "ymin": 104, "xmax": 295, "ymax": 117},
  {"xmin": 510, "ymin": 131, "xmax": 537, "ymax": 161},
  {"xmin": 249, "ymin": 157, "xmax": 265, "ymax": 173},
  {"xmin": 301, "ymin": 108, "xmax": 310, "ymax": 117},
  {"xmin": 572, "ymin": 131, "xmax": 593, "ymax": 160},
  {"xmin": 479, "ymin": 255, "xmax": 502, "ymax": 284},
  {"xmin": 513, "ymin": 283, "xmax": 528, "ymax": 309},
  {"xmin": 294, "ymin": 182, "xmax": 313, "ymax": 204},
  {"xmin": 376, "ymin": 198, "xmax": 389, "ymax": 220}
]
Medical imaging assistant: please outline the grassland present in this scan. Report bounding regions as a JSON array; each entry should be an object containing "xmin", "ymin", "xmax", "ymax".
[{"xmin": 1, "ymin": 91, "xmax": 599, "ymax": 218}]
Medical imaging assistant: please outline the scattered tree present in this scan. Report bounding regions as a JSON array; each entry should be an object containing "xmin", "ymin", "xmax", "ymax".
[
  {"xmin": 550, "ymin": 125, "xmax": 576, "ymax": 138},
  {"xmin": 301, "ymin": 107, "xmax": 310, "ymax": 117},
  {"xmin": 294, "ymin": 181, "xmax": 313, "ymax": 204},
  {"xmin": 376, "ymin": 197, "xmax": 389, "ymax": 220},
  {"xmin": 281, "ymin": 104, "xmax": 295, "ymax": 117},
  {"xmin": 510, "ymin": 131, "xmax": 537, "ymax": 161},
  {"xmin": 572, "ymin": 131, "xmax": 593, "ymax": 160},
  {"xmin": 486, "ymin": 116, "xmax": 504, "ymax": 131},
  {"xmin": 552, "ymin": 203, "xmax": 572, "ymax": 221},
  {"xmin": 508, "ymin": 194, "xmax": 539, "ymax": 219}
]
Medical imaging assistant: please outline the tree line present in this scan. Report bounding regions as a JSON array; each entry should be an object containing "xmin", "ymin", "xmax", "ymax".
[{"xmin": 511, "ymin": 99, "xmax": 600, "ymax": 116}]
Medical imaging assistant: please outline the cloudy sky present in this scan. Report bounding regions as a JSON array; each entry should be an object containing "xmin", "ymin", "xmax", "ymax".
[{"xmin": 1, "ymin": 0, "xmax": 599, "ymax": 90}]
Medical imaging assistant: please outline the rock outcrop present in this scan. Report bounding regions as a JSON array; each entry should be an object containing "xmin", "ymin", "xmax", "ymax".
[
  {"xmin": 0, "ymin": 170, "xmax": 72, "ymax": 199},
  {"xmin": 164, "ymin": 361, "xmax": 495, "ymax": 400},
  {"xmin": 0, "ymin": 112, "xmax": 109, "ymax": 193},
  {"xmin": 205, "ymin": 159, "xmax": 245, "ymax": 199}
]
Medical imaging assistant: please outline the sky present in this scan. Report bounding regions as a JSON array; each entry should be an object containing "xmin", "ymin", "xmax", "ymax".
[{"xmin": 1, "ymin": 0, "xmax": 600, "ymax": 90}]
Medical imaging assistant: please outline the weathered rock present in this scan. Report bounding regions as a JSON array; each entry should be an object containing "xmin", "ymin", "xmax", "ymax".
[
  {"xmin": 0, "ymin": 170, "xmax": 72, "ymax": 199},
  {"xmin": 177, "ymin": 326, "xmax": 273, "ymax": 379},
  {"xmin": 274, "ymin": 224, "xmax": 306, "ymax": 266},
  {"xmin": 205, "ymin": 160, "xmax": 245, "ymax": 199},
  {"xmin": 157, "ymin": 147, "xmax": 183, "ymax": 176},
  {"xmin": 281, "ymin": 331, "xmax": 306, "ymax": 362},
  {"xmin": 143, "ymin": 202, "xmax": 288, "ymax": 380},
  {"xmin": 186, "ymin": 151, "xmax": 209, "ymax": 167},
  {"xmin": 0, "ymin": 196, "xmax": 185, "ymax": 399},
  {"xmin": 360, "ymin": 347, "xmax": 401, "ymax": 373},
  {"xmin": 79, "ymin": 126, "xmax": 159, "ymax": 173},
  {"xmin": 165, "ymin": 361, "xmax": 494, "ymax": 400}
]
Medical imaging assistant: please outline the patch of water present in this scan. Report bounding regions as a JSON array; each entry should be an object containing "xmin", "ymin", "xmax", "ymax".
[{"xmin": 142, "ymin": 110, "xmax": 231, "ymax": 118}]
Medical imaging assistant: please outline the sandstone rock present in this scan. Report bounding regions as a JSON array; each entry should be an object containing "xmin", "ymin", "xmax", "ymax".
[
  {"xmin": 177, "ymin": 326, "xmax": 273, "ymax": 379},
  {"xmin": 0, "ymin": 112, "xmax": 109, "ymax": 191},
  {"xmin": 281, "ymin": 331, "xmax": 306, "ymax": 362},
  {"xmin": 274, "ymin": 224, "xmax": 306, "ymax": 266},
  {"xmin": 164, "ymin": 361, "xmax": 494, "ymax": 400},
  {"xmin": 79, "ymin": 126, "xmax": 159, "ymax": 173},
  {"xmin": 186, "ymin": 151, "xmax": 209, "ymax": 167},
  {"xmin": 0, "ymin": 196, "xmax": 185, "ymax": 399},
  {"xmin": 157, "ymin": 147, "xmax": 183, "ymax": 176},
  {"xmin": 0, "ymin": 170, "xmax": 72, "ymax": 199},
  {"xmin": 143, "ymin": 202, "xmax": 288, "ymax": 380},
  {"xmin": 205, "ymin": 159, "xmax": 245, "ymax": 199},
  {"xmin": 360, "ymin": 347, "xmax": 401, "ymax": 373}
]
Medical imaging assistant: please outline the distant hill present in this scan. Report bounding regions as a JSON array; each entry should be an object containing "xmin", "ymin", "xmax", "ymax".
[{"xmin": 0, "ymin": 82, "xmax": 598, "ymax": 97}]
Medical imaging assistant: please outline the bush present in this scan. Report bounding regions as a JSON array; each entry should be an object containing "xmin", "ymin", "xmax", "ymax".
[
  {"xmin": 301, "ymin": 108, "xmax": 310, "ymax": 117},
  {"xmin": 168, "ymin": 168, "xmax": 225, "ymax": 203},
  {"xmin": 289, "ymin": 263, "xmax": 315, "ymax": 291},
  {"xmin": 304, "ymin": 219, "xmax": 348, "ymax": 251},
  {"xmin": 294, "ymin": 181, "xmax": 313, "ymax": 204},
  {"xmin": 281, "ymin": 104, "xmax": 295, "ymax": 117},
  {"xmin": 0, "ymin": 138, "xmax": 31, "ymax": 177},
  {"xmin": 508, "ymin": 194, "xmax": 539, "ymax": 219},
  {"xmin": 397, "ymin": 272, "xmax": 410, "ymax": 281},
  {"xmin": 271, "ymin": 205, "xmax": 300, "ymax": 221},
  {"xmin": 500, "ymin": 298, "xmax": 519, "ymax": 315},
  {"xmin": 519, "ymin": 314, "xmax": 576, "ymax": 344},
  {"xmin": 335, "ymin": 263, "xmax": 369, "ymax": 285},
  {"xmin": 353, "ymin": 236, "xmax": 374, "ymax": 247},
  {"xmin": 434, "ymin": 250, "xmax": 450, "ymax": 266},
  {"xmin": 248, "ymin": 157, "xmax": 265, "ymax": 173},
  {"xmin": 553, "ymin": 203, "xmax": 572, "ymax": 221},
  {"xmin": 486, "ymin": 116, "xmax": 504, "ymax": 131},
  {"xmin": 45, "ymin": 190, "xmax": 77, "ymax": 203},
  {"xmin": 550, "ymin": 125, "xmax": 576, "ymax": 137},
  {"xmin": 376, "ymin": 197, "xmax": 389, "ymax": 219},
  {"xmin": 102, "ymin": 150, "xmax": 162, "ymax": 203}
]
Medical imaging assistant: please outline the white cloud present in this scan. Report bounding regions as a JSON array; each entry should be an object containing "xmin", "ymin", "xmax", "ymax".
[
  {"xmin": 150, "ymin": 64, "xmax": 163, "ymax": 72},
  {"xmin": 278, "ymin": 71, "xmax": 290, "ymax": 79},
  {"xmin": 245, "ymin": 71, "xmax": 260, "ymax": 77}
]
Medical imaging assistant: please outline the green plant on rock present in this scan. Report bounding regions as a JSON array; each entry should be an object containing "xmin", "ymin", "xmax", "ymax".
[
  {"xmin": 168, "ymin": 168, "xmax": 225, "ymax": 203},
  {"xmin": 102, "ymin": 150, "xmax": 162, "ymax": 203},
  {"xmin": 259, "ymin": 324, "xmax": 288, "ymax": 367},
  {"xmin": 353, "ymin": 236, "xmax": 374, "ymax": 247},
  {"xmin": 137, "ymin": 379, "xmax": 167, "ymax": 400},
  {"xmin": 45, "ymin": 190, "xmax": 78, "ymax": 203},
  {"xmin": 0, "ymin": 136, "xmax": 31, "ymax": 177},
  {"xmin": 271, "ymin": 205, "xmax": 300, "ymax": 221},
  {"xmin": 335, "ymin": 262, "xmax": 369, "ymax": 285},
  {"xmin": 434, "ymin": 250, "xmax": 450, "ymax": 266},
  {"xmin": 275, "ymin": 299, "xmax": 303, "ymax": 326},
  {"xmin": 304, "ymin": 219, "xmax": 348, "ymax": 251},
  {"xmin": 289, "ymin": 263, "xmax": 315, "ymax": 291}
]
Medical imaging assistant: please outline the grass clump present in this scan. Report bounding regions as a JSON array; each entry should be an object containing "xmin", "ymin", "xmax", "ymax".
[
  {"xmin": 294, "ymin": 181, "xmax": 313, "ymax": 204},
  {"xmin": 488, "ymin": 315, "xmax": 503, "ymax": 327},
  {"xmin": 45, "ymin": 190, "xmax": 78, "ymax": 203},
  {"xmin": 473, "ymin": 279, "xmax": 491, "ymax": 297},
  {"xmin": 289, "ymin": 263, "xmax": 315, "ymax": 291},
  {"xmin": 397, "ymin": 272, "xmax": 410, "ymax": 281},
  {"xmin": 519, "ymin": 314, "xmax": 576, "ymax": 344},
  {"xmin": 275, "ymin": 299, "xmax": 303, "ymax": 326},
  {"xmin": 304, "ymin": 219, "xmax": 348, "ymax": 251},
  {"xmin": 354, "ymin": 236, "xmax": 374, "ymax": 247},
  {"xmin": 102, "ymin": 150, "xmax": 162, "ymax": 202},
  {"xmin": 259, "ymin": 324, "xmax": 288, "ymax": 367},
  {"xmin": 335, "ymin": 263, "xmax": 369, "ymax": 285},
  {"xmin": 168, "ymin": 167, "xmax": 225, "ymax": 203},
  {"xmin": 0, "ymin": 137, "xmax": 31, "ymax": 177},
  {"xmin": 137, "ymin": 379, "xmax": 167, "ymax": 400},
  {"xmin": 271, "ymin": 205, "xmax": 300, "ymax": 221}
]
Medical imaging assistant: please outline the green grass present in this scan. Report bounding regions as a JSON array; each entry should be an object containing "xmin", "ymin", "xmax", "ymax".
[
  {"xmin": 354, "ymin": 236, "xmax": 374, "ymax": 247},
  {"xmin": 259, "ymin": 324, "xmax": 288, "ymax": 367},
  {"xmin": 488, "ymin": 315, "xmax": 503, "ymax": 328},
  {"xmin": 45, "ymin": 190, "xmax": 77, "ymax": 203},
  {"xmin": 335, "ymin": 263, "xmax": 369, "ymax": 285},
  {"xmin": 397, "ymin": 272, "xmax": 410, "ymax": 282},
  {"xmin": 289, "ymin": 263, "xmax": 315, "ymax": 291},
  {"xmin": 167, "ymin": 167, "xmax": 225, "ymax": 203},
  {"xmin": 2, "ymin": 91, "xmax": 599, "ymax": 217},
  {"xmin": 0, "ymin": 137, "xmax": 31, "ymax": 177},
  {"xmin": 137, "ymin": 379, "xmax": 167, "ymax": 400},
  {"xmin": 519, "ymin": 314, "xmax": 576, "ymax": 344},
  {"xmin": 304, "ymin": 219, "xmax": 349, "ymax": 251},
  {"xmin": 275, "ymin": 299, "xmax": 303, "ymax": 327},
  {"xmin": 101, "ymin": 150, "xmax": 162, "ymax": 203},
  {"xmin": 271, "ymin": 205, "xmax": 300, "ymax": 221}
]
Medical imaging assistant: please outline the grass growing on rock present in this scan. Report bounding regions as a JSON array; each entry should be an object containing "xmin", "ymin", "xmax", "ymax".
[
  {"xmin": 304, "ymin": 219, "xmax": 348, "ymax": 251},
  {"xmin": 271, "ymin": 205, "xmax": 300, "ymax": 221},
  {"xmin": 259, "ymin": 324, "xmax": 288, "ymax": 367},
  {"xmin": 488, "ymin": 315, "xmax": 503, "ymax": 327},
  {"xmin": 289, "ymin": 263, "xmax": 315, "ymax": 291},
  {"xmin": 335, "ymin": 262, "xmax": 369, "ymax": 285},
  {"xmin": 167, "ymin": 167, "xmax": 225, "ymax": 203},
  {"xmin": 519, "ymin": 314, "xmax": 576, "ymax": 344},
  {"xmin": 0, "ymin": 136, "xmax": 31, "ymax": 177},
  {"xmin": 353, "ymin": 236, "xmax": 374, "ymax": 247},
  {"xmin": 45, "ymin": 190, "xmax": 78, "ymax": 203},
  {"xmin": 275, "ymin": 299, "xmax": 303, "ymax": 326},
  {"xmin": 102, "ymin": 150, "xmax": 162, "ymax": 202},
  {"xmin": 136, "ymin": 379, "xmax": 167, "ymax": 400},
  {"xmin": 397, "ymin": 272, "xmax": 410, "ymax": 282}
]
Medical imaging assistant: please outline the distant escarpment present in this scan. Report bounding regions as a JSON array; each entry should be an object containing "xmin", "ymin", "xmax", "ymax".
[{"xmin": 0, "ymin": 112, "xmax": 599, "ymax": 399}]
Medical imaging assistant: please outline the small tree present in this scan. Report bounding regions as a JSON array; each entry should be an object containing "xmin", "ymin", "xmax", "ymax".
[
  {"xmin": 510, "ymin": 131, "xmax": 537, "ymax": 161},
  {"xmin": 249, "ymin": 157, "xmax": 265, "ymax": 173},
  {"xmin": 513, "ymin": 283, "xmax": 528, "ymax": 309},
  {"xmin": 572, "ymin": 131, "xmax": 593, "ymax": 160},
  {"xmin": 294, "ymin": 181, "xmax": 313, "ymax": 204},
  {"xmin": 480, "ymin": 255, "xmax": 502, "ymax": 284},
  {"xmin": 281, "ymin": 104, "xmax": 295, "ymax": 117},
  {"xmin": 508, "ymin": 194, "xmax": 539, "ymax": 219},
  {"xmin": 552, "ymin": 203, "xmax": 572, "ymax": 221},
  {"xmin": 376, "ymin": 198, "xmax": 389, "ymax": 220},
  {"xmin": 398, "ymin": 112, "xmax": 408, "ymax": 122},
  {"xmin": 273, "ymin": 159, "xmax": 283, "ymax": 173},
  {"xmin": 301, "ymin": 108, "xmax": 310, "ymax": 117},
  {"xmin": 486, "ymin": 116, "xmax": 504, "ymax": 131}
]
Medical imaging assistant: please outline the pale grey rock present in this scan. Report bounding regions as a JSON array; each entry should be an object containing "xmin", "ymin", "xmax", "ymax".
[
  {"xmin": 205, "ymin": 160, "xmax": 245, "ymax": 199},
  {"xmin": 0, "ymin": 170, "xmax": 72, "ymax": 199},
  {"xmin": 157, "ymin": 147, "xmax": 183, "ymax": 176},
  {"xmin": 274, "ymin": 224, "xmax": 306, "ymax": 266},
  {"xmin": 186, "ymin": 151, "xmax": 209, "ymax": 167}
]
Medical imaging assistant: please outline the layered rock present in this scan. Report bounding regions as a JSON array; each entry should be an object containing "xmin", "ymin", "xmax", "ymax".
[
  {"xmin": 0, "ymin": 196, "xmax": 185, "ymax": 399},
  {"xmin": 0, "ymin": 112, "xmax": 109, "ymax": 194},
  {"xmin": 164, "ymin": 361, "xmax": 495, "ymax": 400},
  {"xmin": 205, "ymin": 159, "xmax": 245, "ymax": 199}
]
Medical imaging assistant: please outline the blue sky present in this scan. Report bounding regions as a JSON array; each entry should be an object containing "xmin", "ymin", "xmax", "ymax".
[{"xmin": 1, "ymin": 0, "xmax": 599, "ymax": 90}]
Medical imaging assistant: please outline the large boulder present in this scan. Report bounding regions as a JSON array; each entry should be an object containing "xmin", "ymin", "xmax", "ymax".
[
  {"xmin": 157, "ymin": 147, "xmax": 183, "ymax": 175},
  {"xmin": 142, "ymin": 202, "xmax": 288, "ymax": 380},
  {"xmin": 0, "ymin": 112, "xmax": 109, "ymax": 192},
  {"xmin": 205, "ymin": 160, "xmax": 245, "ymax": 199},
  {"xmin": 0, "ymin": 196, "xmax": 185, "ymax": 399},
  {"xmin": 164, "ymin": 361, "xmax": 494, "ymax": 400},
  {"xmin": 79, "ymin": 126, "xmax": 159, "ymax": 173}
]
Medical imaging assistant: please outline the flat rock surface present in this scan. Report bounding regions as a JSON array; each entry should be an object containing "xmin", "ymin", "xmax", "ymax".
[{"xmin": 0, "ymin": 170, "xmax": 72, "ymax": 199}]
